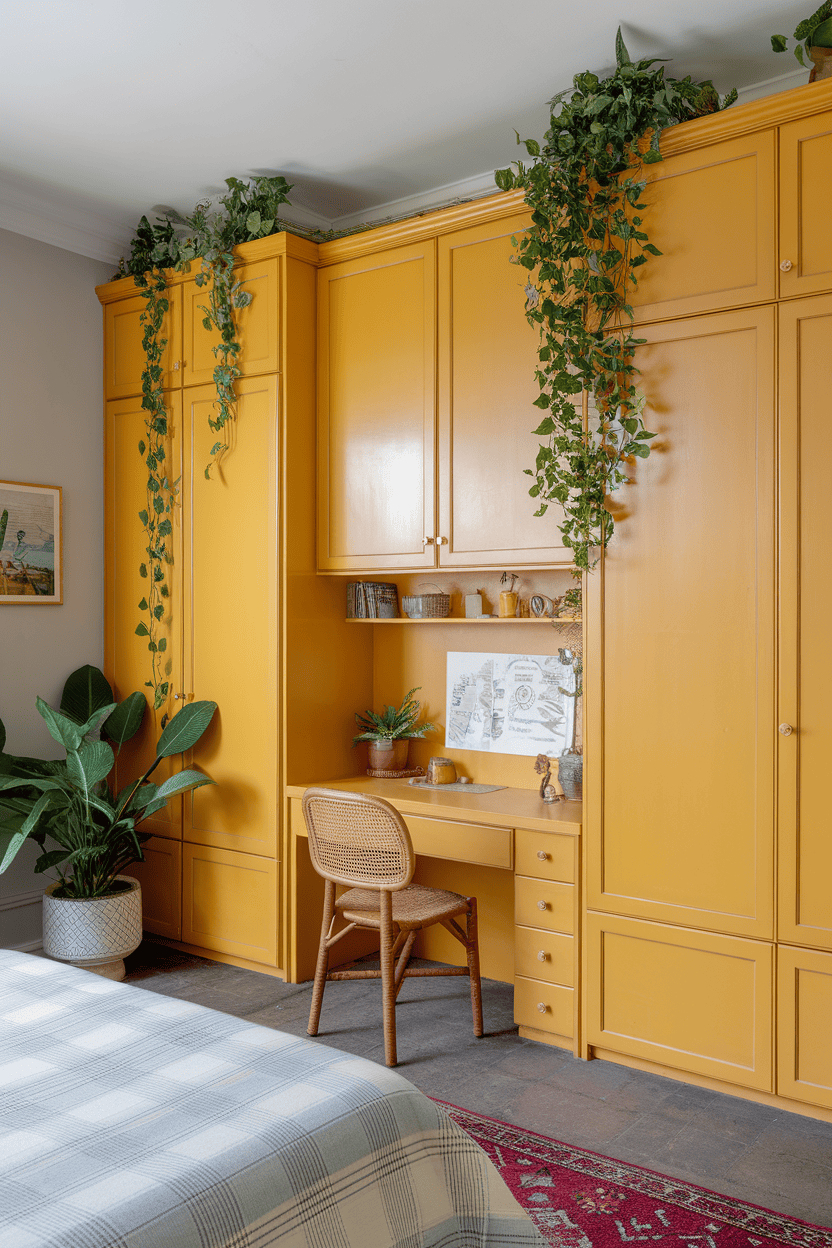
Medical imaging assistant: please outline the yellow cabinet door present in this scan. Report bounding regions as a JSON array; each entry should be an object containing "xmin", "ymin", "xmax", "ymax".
[
  {"xmin": 586, "ymin": 912, "xmax": 774, "ymax": 1090},
  {"xmin": 778, "ymin": 295, "xmax": 832, "ymax": 950},
  {"xmin": 777, "ymin": 944, "xmax": 832, "ymax": 1110},
  {"xmin": 123, "ymin": 834, "xmax": 182, "ymax": 939},
  {"xmin": 181, "ymin": 378, "xmax": 279, "ymax": 858},
  {"xmin": 436, "ymin": 217, "xmax": 572, "ymax": 568},
  {"xmin": 182, "ymin": 843, "xmax": 278, "ymax": 965},
  {"xmin": 104, "ymin": 395, "xmax": 183, "ymax": 841},
  {"xmin": 585, "ymin": 307, "xmax": 776, "ymax": 939},
  {"xmin": 182, "ymin": 259, "xmax": 280, "ymax": 388},
  {"xmin": 317, "ymin": 242, "xmax": 437, "ymax": 571},
  {"xmin": 103, "ymin": 287, "xmax": 182, "ymax": 399},
  {"xmin": 631, "ymin": 131, "xmax": 776, "ymax": 323},
  {"xmin": 779, "ymin": 111, "xmax": 832, "ymax": 299}
]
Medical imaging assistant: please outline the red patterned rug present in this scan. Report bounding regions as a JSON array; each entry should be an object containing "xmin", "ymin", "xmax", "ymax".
[{"xmin": 438, "ymin": 1101, "xmax": 832, "ymax": 1247}]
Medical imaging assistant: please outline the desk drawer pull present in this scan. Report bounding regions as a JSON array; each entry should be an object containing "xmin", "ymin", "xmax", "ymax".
[
  {"xmin": 537, "ymin": 950, "xmax": 548, "ymax": 962},
  {"xmin": 537, "ymin": 899, "xmax": 548, "ymax": 911},
  {"xmin": 537, "ymin": 1001, "xmax": 548, "ymax": 1014},
  {"xmin": 537, "ymin": 850, "xmax": 549, "ymax": 861}
]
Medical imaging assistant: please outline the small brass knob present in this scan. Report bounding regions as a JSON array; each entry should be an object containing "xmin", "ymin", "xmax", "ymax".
[
  {"xmin": 537, "ymin": 1002, "xmax": 547, "ymax": 1014},
  {"xmin": 422, "ymin": 536, "xmax": 435, "ymax": 546},
  {"xmin": 537, "ymin": 850, "xmax": 548, "ymax": 861},
  {"xmin": 537, "ymin": 950, "xmax": 548, "ymax": 962},
  {"xmin": 779, "ymin": 723, "xmax": 794, "ymax": 736},
  {"xmin": 537, "ymin": 899, "xmax": 548, "ymax": 911},
  {"xmin": 780, "ymin": 259, "xmax": 793, "ymax": 272}
]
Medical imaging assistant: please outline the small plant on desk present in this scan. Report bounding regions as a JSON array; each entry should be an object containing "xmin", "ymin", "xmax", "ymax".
[{"xmin": 353, "ymin": 687, "xmax": 437, "ymax": 774}]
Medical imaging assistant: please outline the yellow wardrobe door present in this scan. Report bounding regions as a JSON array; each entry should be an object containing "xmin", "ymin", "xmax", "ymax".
[
  {"xmin": 779, "ymin": 110, "xmax": 832, "ymax": 299},
  {"xmin": 182, "ymin": 843, "xmax": 277, "ymax": 965},
  {"xmin": 317, "ymin": 242, "xmax": 437, "ymax": 572},
  {"xmin": 778, "ymin": 295, "xmax": 832, "ymax": 949},
  {"xmin": 103, "ymin": 287, "xmax": 182, "ymax": 399},
  {"xmin": 631, "ymin": 130, "xmax": 776, "ymax": 322},
  {"xmin": 777, "ymin": 944, "xmax": 832, "ymax": 1110},
  {"xmin": 104, "ymin": 395, "xmax": 183, "ymax": 840},
  {"xmin": 123, "ymin": 835, "xmax": 182, "ymax": 940},
  {"xmin": 587, "ymin": 913, "xmax": 774, "ymax": 1091},
  {"xmin": 585, "ymin": 307, "xmax": 776, "ymax": 939},
  {"xmin": 181, "ymin": 378, "xmax": 279, "ymax": 858},
  {"xmin": 181, "ymin": 259, "xmax": 280, "ymax": 387},
  {"xmin": 436, "ymin": 216, "xmax": 572, "ymax": 568}
]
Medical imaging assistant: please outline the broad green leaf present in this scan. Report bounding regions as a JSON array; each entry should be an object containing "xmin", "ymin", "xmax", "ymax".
[
  {"xmin": 36, "ymin": 698, "xmax": 83, "ymax": 751},
  {"xmin": 151, "ymin": 770, "xmax": 216, "ymax": 802},
  {"xmin": 59, "ymin": 665, "xmax": 113, "ymax": 727},
  {"xmin": 155, "ymin": 702, "xmax": 217, "ymax": 758},
  {"xmin": 0, "ymin": 828, "xmax": 29, "ymax": 873},
  {"xmin": 0, "ymin": 717, "xmax": 5, "ymax": 753},
  {"xmin": 102, "ymin": 692, "xmax": 146, "ymax": 747},
  {"xmin": 66, "ymin": 741, "xmax": 115, "ymax": 795}
]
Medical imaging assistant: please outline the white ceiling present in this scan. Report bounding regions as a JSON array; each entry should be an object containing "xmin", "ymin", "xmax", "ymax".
[{"xmin": 0, "ymin": 1, "xmax": 809, "ymax": 264}]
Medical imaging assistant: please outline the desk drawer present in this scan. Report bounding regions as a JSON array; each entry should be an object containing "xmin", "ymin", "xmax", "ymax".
[
  {"xmin": 514, "ymin": 975, "xmax": 574, "ymax": 1036},
  {"xmin": 514, "ymin": 925, "xmax": 574, "ymax": 986},
  {"xmin": 405, "ymin": 815, "xmax": 512, "ymax": 869},
  {"xmin": 515, "ymin": 829, "xmax": 575, "ymax": 883},
  {"xmin": 515, "ymin": 876, "xmax": 574, "ymax": 933}
]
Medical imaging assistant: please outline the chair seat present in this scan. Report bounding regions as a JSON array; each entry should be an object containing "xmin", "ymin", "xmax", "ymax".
[{"xmin": 337, "ymin": 883, "xmax": 470, "ymax": 930}]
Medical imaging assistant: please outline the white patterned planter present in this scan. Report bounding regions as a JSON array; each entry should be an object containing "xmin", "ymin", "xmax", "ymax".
[{"xmin": 42, "ymin": 876, "xmax": 142, "ymax": 981}]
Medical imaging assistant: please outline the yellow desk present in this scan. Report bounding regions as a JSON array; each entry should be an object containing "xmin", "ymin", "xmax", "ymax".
[{"xmin": 286, "ymin": 778, "xmax": 582, "ymax": 1053}]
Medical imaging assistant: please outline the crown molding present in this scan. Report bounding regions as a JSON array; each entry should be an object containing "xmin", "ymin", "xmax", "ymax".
[{"xmin": 0, "ymin": 180, "xmax": 128, "ymax": 265}]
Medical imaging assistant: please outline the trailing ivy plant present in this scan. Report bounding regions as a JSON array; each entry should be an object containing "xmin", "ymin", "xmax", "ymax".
[
  {"xmin": 117, "ymin": 175, "xmax": 294, "ymax": 708},
  {"xmin": 495, "ymin": 29, "xmax": 737, "ymax": 573}
]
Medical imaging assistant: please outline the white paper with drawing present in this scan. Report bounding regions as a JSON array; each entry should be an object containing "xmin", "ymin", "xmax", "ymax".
[{"xmin": 445, "ymin": 652, "xmax": 575, "ymax": 757}]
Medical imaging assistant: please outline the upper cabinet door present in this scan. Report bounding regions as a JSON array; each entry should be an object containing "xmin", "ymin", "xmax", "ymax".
[
  {"xmin": 631, "ymin": 131, "xmax": 776, "ymax": 323},
  {"xmin": 585, "ymin": 306, "xmax": 776, "ymax": 940},
  {"xmin": 103, "ymin": 286, "xmax": 182, "ymax": 399},
  {"xmin": 436, "ymin": 217, "xmax": 572, "ymax": 568},
  {"xmin": 317, "ymin": 242, "xmax": 437, "ymax": 572},
  {"xmin": 182, "ymin": 258, "xmax": 280, "ymax": 388},
  {"xmin": 779, "ymin": 111, "xmax": 832, "ymax": 299},
  {"xmin": 778, "ymin": 295, "xmax": 832, "ymax": 950}
]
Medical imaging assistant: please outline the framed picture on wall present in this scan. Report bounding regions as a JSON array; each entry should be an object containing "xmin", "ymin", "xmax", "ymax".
[{"xmin": 0, "ymin": 480, "xmax": 62, "ymax": 604}]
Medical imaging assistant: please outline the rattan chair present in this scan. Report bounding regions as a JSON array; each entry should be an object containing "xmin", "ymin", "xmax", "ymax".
[{"xmin": 302, "ymin": 787, "xmax": 483, "ymax": 1067}]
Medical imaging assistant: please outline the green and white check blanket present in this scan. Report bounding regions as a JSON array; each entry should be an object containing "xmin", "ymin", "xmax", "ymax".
[{"xmin": 0, "ymin": 949, "xmax": 543, "ymax": 1247}]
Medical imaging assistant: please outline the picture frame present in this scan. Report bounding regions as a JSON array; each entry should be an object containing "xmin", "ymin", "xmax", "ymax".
[{"xmin": 0, "ymin": 480, "xmax": 62, "ymax": 605}]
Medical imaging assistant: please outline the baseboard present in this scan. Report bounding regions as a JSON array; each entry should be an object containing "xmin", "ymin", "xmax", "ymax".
[
  {"xmin": 0, "ymin": 888, "xmax": 45, "ymax": 913},
  {"xmin": 7, "ymin": 939, "xmax": 43, "ymax": 954}
]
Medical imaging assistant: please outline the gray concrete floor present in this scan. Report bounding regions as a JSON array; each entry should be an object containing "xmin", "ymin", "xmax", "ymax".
[{"xmin": 125, "ymin": 939, "xmax": 832, "ymax": 1230}]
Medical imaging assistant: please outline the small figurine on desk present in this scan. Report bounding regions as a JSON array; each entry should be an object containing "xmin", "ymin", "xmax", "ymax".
[{"xmin": 534, "ymin": 753, "xmax": 564, "ymax": 803}]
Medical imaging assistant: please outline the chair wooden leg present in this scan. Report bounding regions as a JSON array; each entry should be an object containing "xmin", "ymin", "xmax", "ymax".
[
  {"xmin": 466, "ymin": 897, "xmax": 484, "ymax": 1037},
  {"xmin": 379, "ymin": 890, "xmax": 397, "ymax": 1066},
  {"xmin": 308, "ymin": 880, "xmax": 335, "ymax": 1036}
]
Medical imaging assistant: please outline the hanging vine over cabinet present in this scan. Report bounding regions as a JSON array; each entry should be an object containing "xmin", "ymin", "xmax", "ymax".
[
  {"xmin": 118, "ymin": 175, "xmax": 295, "ymax": 707},
  {"xmin": 495, "ymin": 29, "xmax": 737, "ymax": 574}
]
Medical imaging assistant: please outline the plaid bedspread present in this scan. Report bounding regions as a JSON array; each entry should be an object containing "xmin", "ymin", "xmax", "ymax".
[{"xmin": 0, "ymin": 949, "xmax": 543, "ymax": 1247}]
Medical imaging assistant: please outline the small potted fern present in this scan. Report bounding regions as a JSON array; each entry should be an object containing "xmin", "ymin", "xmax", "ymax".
[{"xmin": 353, "ymin": 687, "xmax": 436, "ymax": 774}]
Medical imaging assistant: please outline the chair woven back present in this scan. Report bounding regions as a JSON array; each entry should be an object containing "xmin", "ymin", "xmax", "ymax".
[{"xmin": 302, "ymin": 788, "xmax": 415, "ymax": 890}]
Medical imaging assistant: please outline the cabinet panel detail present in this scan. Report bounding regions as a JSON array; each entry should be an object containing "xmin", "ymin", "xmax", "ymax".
[
  {"xmin": 514, "ymin": 926, "xmax": 574, "ymax": 986},
  {"xmin": 404, "ymin": 815, "xmax": 512, "ymax": 869},
  {"xmin": 183, "ymin": 843, "xmax": 277, "ymax": 965},
  {"xmin": 515, "ymin": 876, "xmax": 574, "ymax": 934},
  {"xmin": 587, "ymin": 308, "xmax": 776, "ymax": 938},
  {"xmin": 586, "ymin": 912, "xmax": 773, "ymax": 1090},
  {"xmin": 777, "ymin": 945, "xmax": 832, "ymax": 1109},
  {"xmin": 779, "ymin": 115, "xmax": 832, "ymax": 298},
  {"xmin": 515, "ymin": 829, "xmax": 574, "ymax": 883},
  {"xmin": 123, "ymin": 835, "xmax": 182, "ymax": 940},
  {"xmin": 514, "ymin": 975, "xmax": 574, "ymax": 1036},
  {"xmin": 104, "ymin": 289, "xmax": 181, "ymax": 399},
  {"xmin": 183, "ymin": 260, "xmax": 279, "ymax": 387},
  {"xmin": 632, "ymin": 132, "xmax": 776, "ymax": 321},
  {"xmin": 318, "ymin": 243, "xmax": 436, "ymax": 570},
  {"xmin": 777, "ymin": 295, "xmax": 832, "ymax": 949}
]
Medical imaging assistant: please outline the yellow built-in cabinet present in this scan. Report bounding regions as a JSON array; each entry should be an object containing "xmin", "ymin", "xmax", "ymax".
[
  {"xmin": 316, "ymin": 211, "xmax": 571, "ymax": 571},
  {"xmin": 585, "ymin": 80, "xmax": 832, "ymax": 1113}
]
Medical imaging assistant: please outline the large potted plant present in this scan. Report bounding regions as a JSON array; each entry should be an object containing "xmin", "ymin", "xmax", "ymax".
[
  {"xmin": 0, "ymin": 665, "xmax": 216, "ymax": 979},
  {"xmin": 353, "ymin": 687, "xmax": 436, "ymax": 774}
]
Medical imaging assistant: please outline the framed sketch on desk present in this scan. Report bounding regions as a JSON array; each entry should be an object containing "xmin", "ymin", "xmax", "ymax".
[
  {"xmin": 0, "ymin": 480, "xmax": 62, "ymax": 604},
  {"xmin": 446, "ymin": 651, "xmax": 575, "ymax": 757}
]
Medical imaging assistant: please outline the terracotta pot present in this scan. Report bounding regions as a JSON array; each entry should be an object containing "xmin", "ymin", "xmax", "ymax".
[
  {"xmin": 367, "ymin": 738, "xmax": 410, "ymax": 772},
  {"xmin": 42, "ymin": 876, "xmax": 142, "ymax": 981}
]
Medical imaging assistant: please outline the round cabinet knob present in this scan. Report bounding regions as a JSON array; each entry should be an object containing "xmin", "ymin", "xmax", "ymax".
[
  {"xmin": 779, "ymin": 723, "xmax": 794, "ymax": 736},
  {"xmin": 537, "ymin": 899, "xmax": 548, "ymax": 911},
  {"xmin": 172, "ymin": 360, "xmax": 181, "ymax": 370},
  {"xmin": 422, "ymin": 536, "xmax": 435, "ymax": 546},
  {"xmin": 537, "ymin": 950, "xmax": 548, "ymax": 962},
  {"xmin": 780, "ymin": 259, "xmax": 793, "ymax": 272},
  {"xmin": 537, "ymin": 850, "xmax": 549, "ymax": 862},
  {"xmin": 537, "ymin": 1002, "xmax": 548, "ymax": 1014}
]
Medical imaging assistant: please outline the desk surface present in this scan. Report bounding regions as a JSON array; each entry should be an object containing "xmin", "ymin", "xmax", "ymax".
[{"xmin": 286, "ymin": 776, "xmax": 581, "ymax": 836}]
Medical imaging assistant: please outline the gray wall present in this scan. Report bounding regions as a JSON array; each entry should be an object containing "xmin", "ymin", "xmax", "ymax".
[{"xmin": 0, "ymin": 228, "xmax": 112, "ymax": 947}]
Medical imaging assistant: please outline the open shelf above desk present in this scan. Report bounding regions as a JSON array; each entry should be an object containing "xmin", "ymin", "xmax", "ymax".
[{"xmin": 345, "ymin": 617, "xmax": 582, "ymax": 625}]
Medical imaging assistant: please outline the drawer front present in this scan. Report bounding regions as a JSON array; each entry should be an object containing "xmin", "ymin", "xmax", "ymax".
[
  {"xmin": 515, "ymin": 975, "xmax": 574, "ymax": 1036},
  {"xmin": 515, "ymin": 875, "xmax": 574, "ymax": 933},
  {"xmin": 514, "ymin": 925, "xmax": 574, "ymax": 986},
  {"xmin": 515, "ymin": 829, "xmax": 575, "ymax": 883},
  {"xmin": 183, "ymin": 843, "xmax": 278, "ymax": 966},
  {"xmin": 405, "ymin": 815, "xmax": 512, "ymax": 870}
]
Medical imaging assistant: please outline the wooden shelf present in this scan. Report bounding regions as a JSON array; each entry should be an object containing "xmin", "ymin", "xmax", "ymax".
[{"xmin": 345, "ymin": 616, "xmax": 582, "ymax": 625}]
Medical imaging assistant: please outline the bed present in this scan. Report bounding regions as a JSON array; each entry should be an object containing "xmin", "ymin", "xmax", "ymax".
[{"xmin": 0, "ymin": 948, "xmax": 544, "ymax": 1247}]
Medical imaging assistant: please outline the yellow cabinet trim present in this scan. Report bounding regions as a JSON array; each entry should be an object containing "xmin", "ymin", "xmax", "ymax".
[{"xmin": 777, "ymin": 944, "xmax": 832, "ymax": 1109}]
